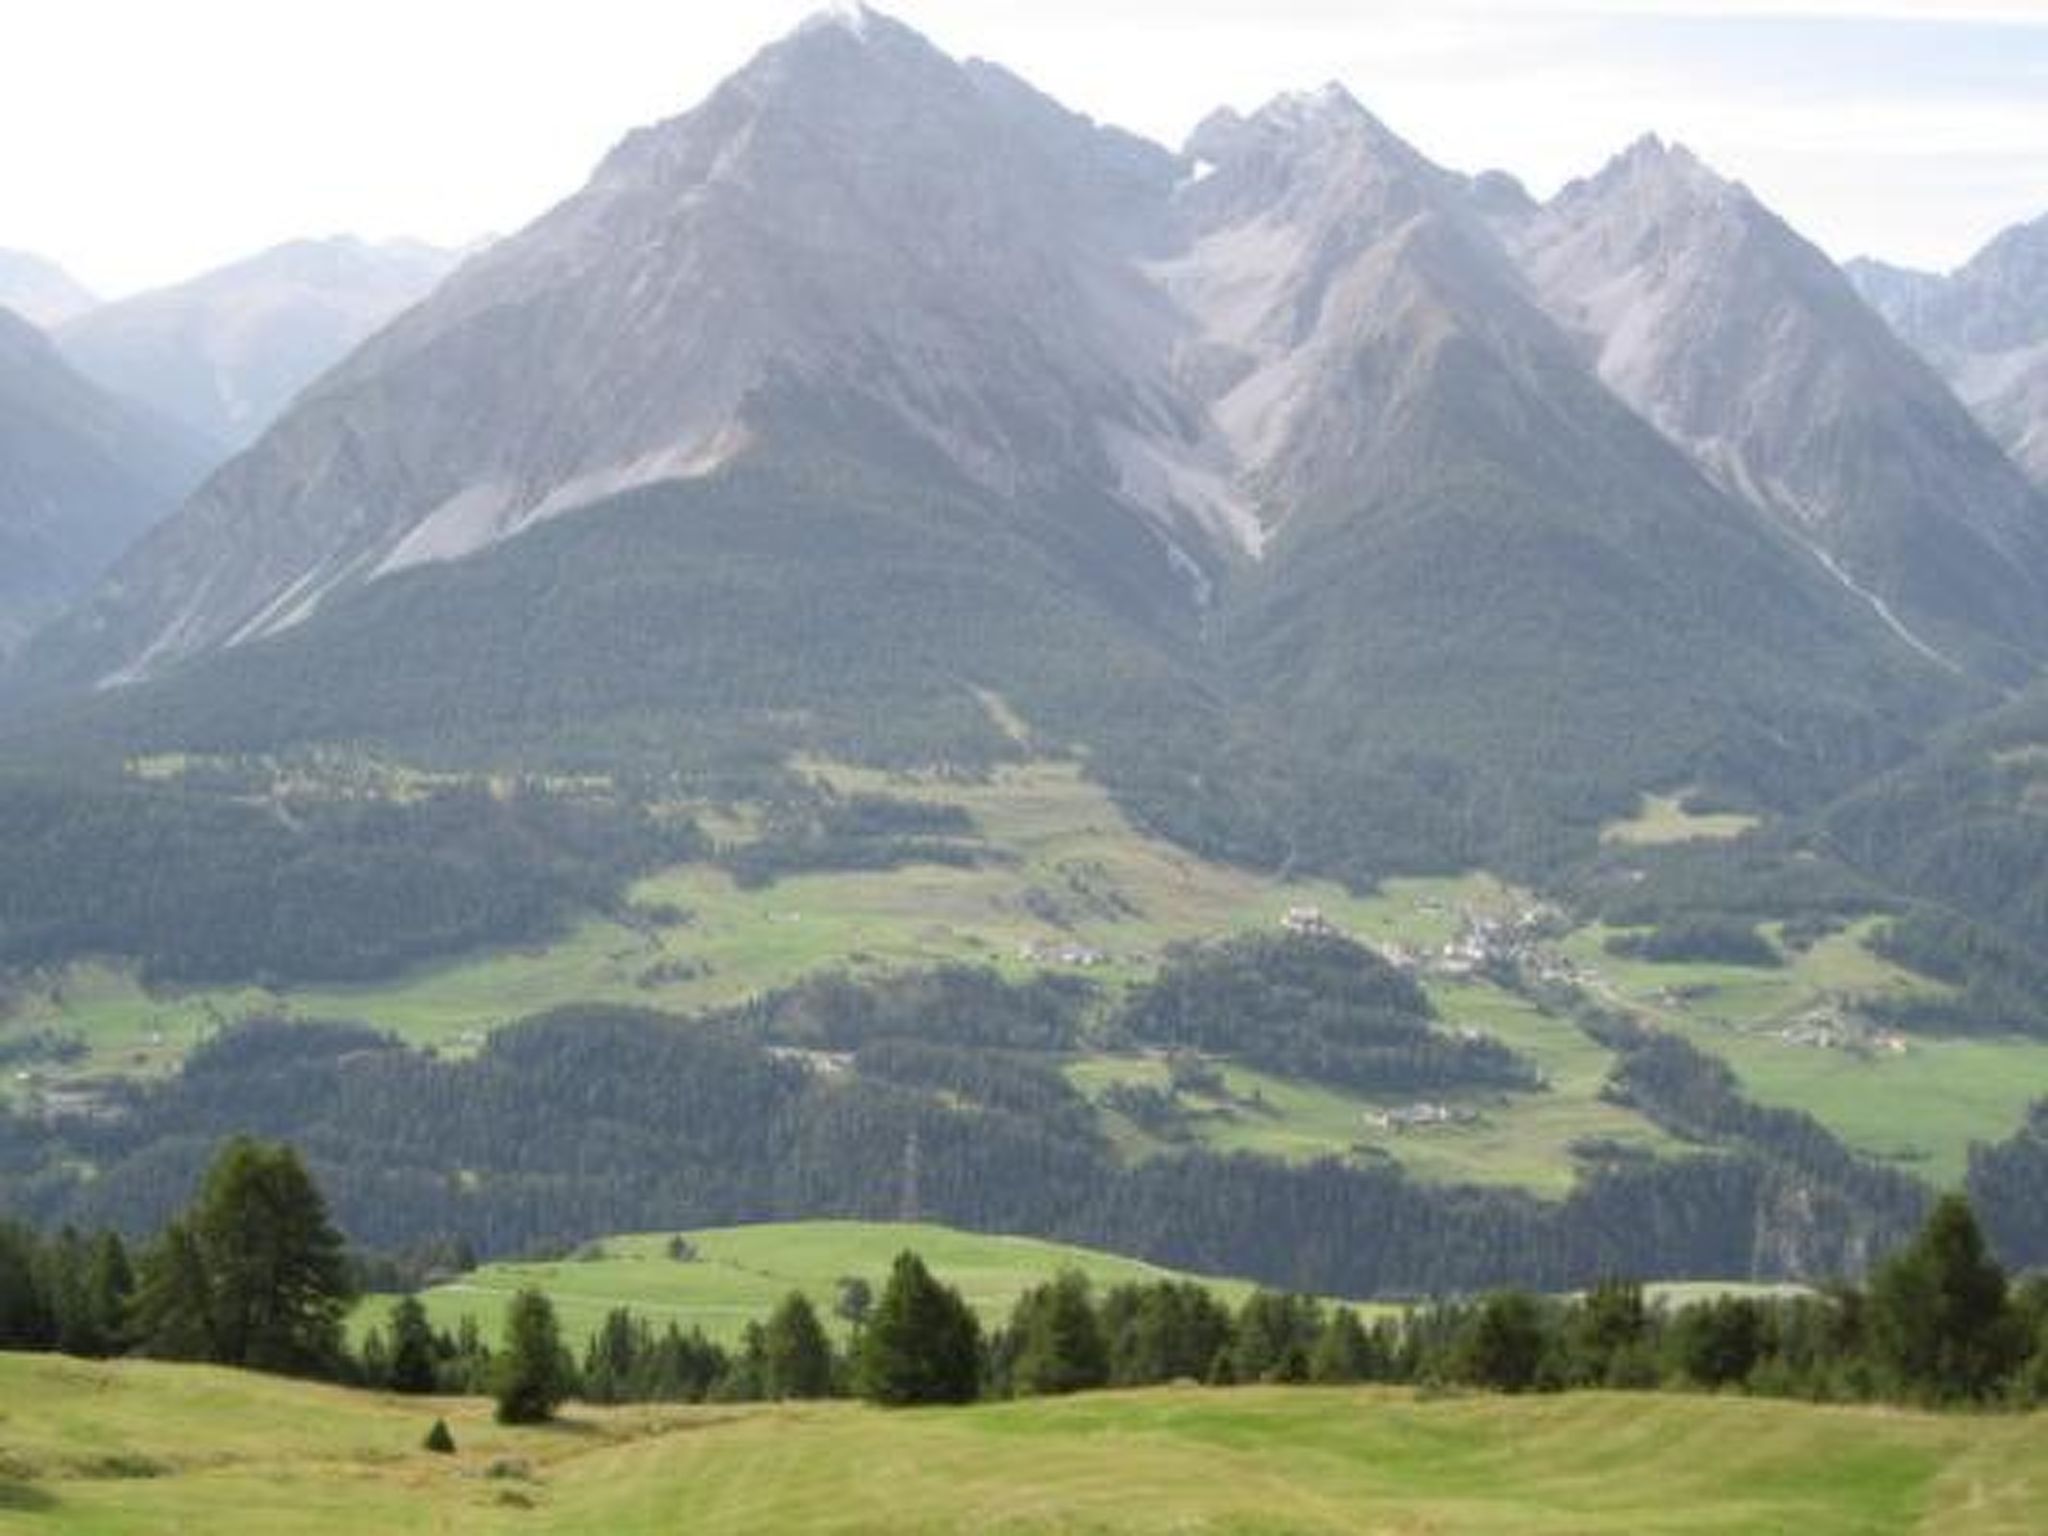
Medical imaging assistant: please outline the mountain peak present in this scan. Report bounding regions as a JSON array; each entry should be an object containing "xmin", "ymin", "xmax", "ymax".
[
  {"xmin": 1259, "ymin": 82, "xmax": 1366, "ymax": 127},
  {"xmin": 1606, "ymin": 133, "xmax": 1722, "ymax": 190},
  {"xmin": 798, "ymin": 1, "xmax": 881, "ymax": 38},
  {"xmin": 777, "ymin": 2, "xmax": 938, "ymax": 66}
]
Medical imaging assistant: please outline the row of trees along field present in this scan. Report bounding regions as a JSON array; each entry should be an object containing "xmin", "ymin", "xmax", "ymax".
[{"xmin": 3, "ymin": 1140, "xmax": 2047, "ymax": 1416}]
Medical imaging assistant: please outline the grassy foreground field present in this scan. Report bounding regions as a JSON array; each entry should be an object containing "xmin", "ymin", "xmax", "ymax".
[
  {"xmin": 371, "ymin": 1222, "xmax": 1288, "ymax": 1350},
  {"xmin": 2, "ymin": 1353, "xmax": 2042, "ymax": 1534}
]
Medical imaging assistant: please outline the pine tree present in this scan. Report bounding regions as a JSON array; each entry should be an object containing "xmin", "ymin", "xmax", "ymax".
[
  {"xmin": 186, "ymin": 1138, "xmax": 354, "ymax": 1374},
  {"xmin": 82, "ymin": 1232, "xmax": 134, "ymax": 1357},
  {"xmin": 387, "ymin": 1295, "xmax": 440, "ymax": 1394},
  {"xmin": 1870, "ymin": 1194, "xmax": 2022, "ymax": 1402},
  {"xmin": 1456, "ymin": 1292, "xmax": 1548, "ymax": 1393},
  {"xmin": 495, "ymin": 1288, "xmax": 573, "ymax": 1424},
  {"xmin": 1672, "ymin": 1296, "xmax": 1765, "ymax": 1389},
  {"xmin": 1230, "ymin": 1292, "xmax": 1322, "ymax": 1384},
  {"xmin": 129, "ymin": 1220, "xmax": 217, "ymax": 1362},
  {"xmin": 423, "ymin": 1418, "xmax": 457, "ymax": 1454},
  {"xmin": 582, "ymin": 1307, "xmax": 650, "ymax": 1404},
  {"xmin": 763, "ymin": 1292, "xmax": 835, "ymax": 1399},
  {"xmin": 1309, "ymin": 1307, "xmax": 1378, "ymax": 1384},
  {"xmin": 1008, "ymin": 1271, "xmax": 1108, "ymax": 1397},
  {"xmin": 855, "ymin": 1252, "xmax": 981, "ymax": 1406},
  {"xmin": 0, "ymin": 1222, "xmax": 51, "ymax": 1349},
  {"xmin": 1570, "ymin": 1279, "xmax": 1649, "ymax": 1387}
]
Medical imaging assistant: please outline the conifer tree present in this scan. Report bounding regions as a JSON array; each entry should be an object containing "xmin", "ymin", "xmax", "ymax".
[
  {"xmin": 1008, "ymin": 1271, "xmax": 1108, "ymax": 1397},
  {"xmin": 387, "ymin": 1295, "xmax": 440, "ymax": 1394},
  {"xmin": 129, "ymin": 1220, "xmax": 218, "ymax": 1362},
  {"xmin": 855, "ymin": 1252, "xmax": 981, "ymax": 1406},
  {"xmin": 186, "ymin": 1138, "xmax": 353, "ymax": 1374},
  {"xmin": 762, "ymin": 1291, "xmax": 835, "ymax": 1399},
  {"xmin": 495, "ymin": 1288, "xmax": 573, "ymax": 1424},
  {"xmin": 1309, "ymin": 1306, "xmax": 1378, "ymax": 1384},
  {"xmin": 1870, "ymin": 1194, "xmax": 2021, "ymax": 1402}
]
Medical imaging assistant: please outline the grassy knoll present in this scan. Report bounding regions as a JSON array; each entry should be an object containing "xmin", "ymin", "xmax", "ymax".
[
  {"xmin": 369, "ymin": 1222, "xmax": 1284, "ymax": 1351},
  {"xmin": 3, "ymin": 1353, "xmax": 2043, "ymax": 1534},
  {"xmin": 1564, "ymin": 920, "xmax": 2048, "ymax": 1183}
]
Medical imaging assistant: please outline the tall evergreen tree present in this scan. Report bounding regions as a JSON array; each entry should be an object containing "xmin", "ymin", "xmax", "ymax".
[
  {"xmin": 1230, "ymin": 1292, "xmax": 1322, "ymax": 1384},
  {"xmin": 0, "ymin": 1222, "xmax": 51, "ymax": 1349},
  {"xmin": 1869, "ymin": 1194, "xmax": 2022, "ymax": 1402},
  {"xmin": 1309, "ymin": 1307, "xmax": 1379, "ymax": 1385},
  {"xmin": 495, "ymin": 1288, "xmax": 573, "ymax": 1424},
  {"xmin": 1570, "ymin": 1279, "xmax": 1650, "ymax": 1387},
  {"xmin": 1101, "ymin": 1281, "xmax": 1234, "ymax": 1387},
  {"xmin": 129, "ymin": 1220, "xmax": 217, "ymax": 1362},
  {"xmin": 762, "ymin": 1291, "xmax": 835, "ymax": 1400},
  {"xmin": 1671, "ymin": 1296, "xmax": 1766, "ymax": 1389},
  {"xmin": 855, "ymin": 1252, "xmax": 982, "ymax": 1407},
  {"xmin": 1456, "ymin": 1292, "xmax": 1548, "ymax": 1393},
  {"xmin": 186, "ymin": 1138, "xmax": 354, "ymax": 1375},
  {"xmin": 1008, "ymin": 1270, "xmax": 1108, "ymax": 1397},
  {"xmin": 386, "ymin": 1295, "xmax": 439, "ymax": 1394}
]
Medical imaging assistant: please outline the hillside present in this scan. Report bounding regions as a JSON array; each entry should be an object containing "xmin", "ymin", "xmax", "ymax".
[
  {"xmin": 376, "ymin": 1221, "xmax": 1286, "ymax": 1350},
  {"xmin": 2, "ymin": 1354, "xmax": 2042, "ymax": 1533}
]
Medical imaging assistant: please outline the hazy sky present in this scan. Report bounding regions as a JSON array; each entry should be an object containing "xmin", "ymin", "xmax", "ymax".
[{"xmin": 4, "ymin": 0, "xmax": 2044, "ymax": 298}]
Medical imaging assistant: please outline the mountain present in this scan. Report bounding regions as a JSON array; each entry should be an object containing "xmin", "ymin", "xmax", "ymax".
[
  {"xmin": 55, "ymin": 236, "xmax": 463, "ymax": 450},
  {"xmin": 7, "ymin": 8, "xmax": 1996, "ymax": 877},
  {"xmin": 1848, "ymin": 213, "xmax": 2048, "ymax": 490},
  {"xmin": 1499, "ymin": 140, "xmax": 2048, "ymax": 679},
  {"xmin": 12, "ymin": 9, "xmax": 1207, "ymax": 764},
  {"xmin": 0, "ymin": 307, "xmax": 214, "ymax": 655},
  {"xmin": 0, "ymin": 248, "xmax": 97, "ymax": 328}
]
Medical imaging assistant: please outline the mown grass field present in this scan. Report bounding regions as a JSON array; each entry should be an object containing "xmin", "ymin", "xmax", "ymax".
[
  {"xmin": 2, "ymin": 1352, "xmax": 2041, "ymax": 1534},
  {"xmin": 362, "ymin": 1222, "xmax": 1291, "ymax": 1351}
]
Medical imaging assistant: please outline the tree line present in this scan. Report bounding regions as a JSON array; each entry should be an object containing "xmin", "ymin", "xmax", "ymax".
[
  {"xmin": 11, "ymin": 958, "xmax": 2022, "ymax": 1302},
  {"xmin": 6, "ymin": 1141, "xmax": 2043, "ymax": 1423}
]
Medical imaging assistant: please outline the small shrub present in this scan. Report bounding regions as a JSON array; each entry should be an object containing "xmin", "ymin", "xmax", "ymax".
[{"xmin": 423, "ymin": 1419, "xmax": 457, "ymax": 1455}]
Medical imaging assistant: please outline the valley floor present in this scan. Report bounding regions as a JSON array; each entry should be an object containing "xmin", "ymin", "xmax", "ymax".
[{"xmin": 1, "ymin": 1353, "xmax": 2041, "ymax": 1534}]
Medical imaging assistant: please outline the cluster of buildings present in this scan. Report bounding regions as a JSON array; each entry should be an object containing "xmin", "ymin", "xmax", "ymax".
[{"xmin": 1365, "ymin": 1102, "xmax": 1481, "ymax": 1133}]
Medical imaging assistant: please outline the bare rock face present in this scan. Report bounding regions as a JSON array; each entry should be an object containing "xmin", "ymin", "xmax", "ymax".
[
  {"xmin": 1850, "ymin": 214, "xmax": 2048, "ymax": 490},
  {"xmin": 56, "ymin": 237, "xmax": 461, "ymax": 451},
  {"xmin": 19, "ymin": 4, "xmax": 2043, "ymax": 735},
  {"xmin": 1506, "ymin": 138, "xmax": 2048, "ymax": 675},
  {"xmin": 0, "ymin": 308, "xmax": 212, "ymax": 654}
]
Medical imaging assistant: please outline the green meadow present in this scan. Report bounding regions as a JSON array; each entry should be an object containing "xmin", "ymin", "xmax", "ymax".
[
  {"xmin": 1564, "ymin": 920, "xmax": 2048, "ymax": 1183},
  {"xmin": 362, "ymin": 1221, "xmax": 1292, "ymax": 1351},
  {"xmin": 2, "ymin": 1353, "xmax": 2041, "ymax": 1534}
]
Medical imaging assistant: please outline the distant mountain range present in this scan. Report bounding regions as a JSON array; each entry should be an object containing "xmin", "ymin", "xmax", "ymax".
[
  {"xmin": 6, "ymin": 6, "xmax": 2045, "ymax": 883},
  {"xmin": 1849, "ymin": 214, "xmax": 2048, "ymax": 491},
  {"xmin": 0, "ymin": 308, "xmax": 213, "ymax": 655},
  {"xmin": 0, "ymin": 248, "xmax": 97, "ymax": 328},
  {"xmin": 55, "ymin": 236, "xmax": 465, "ymax": 451}
]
